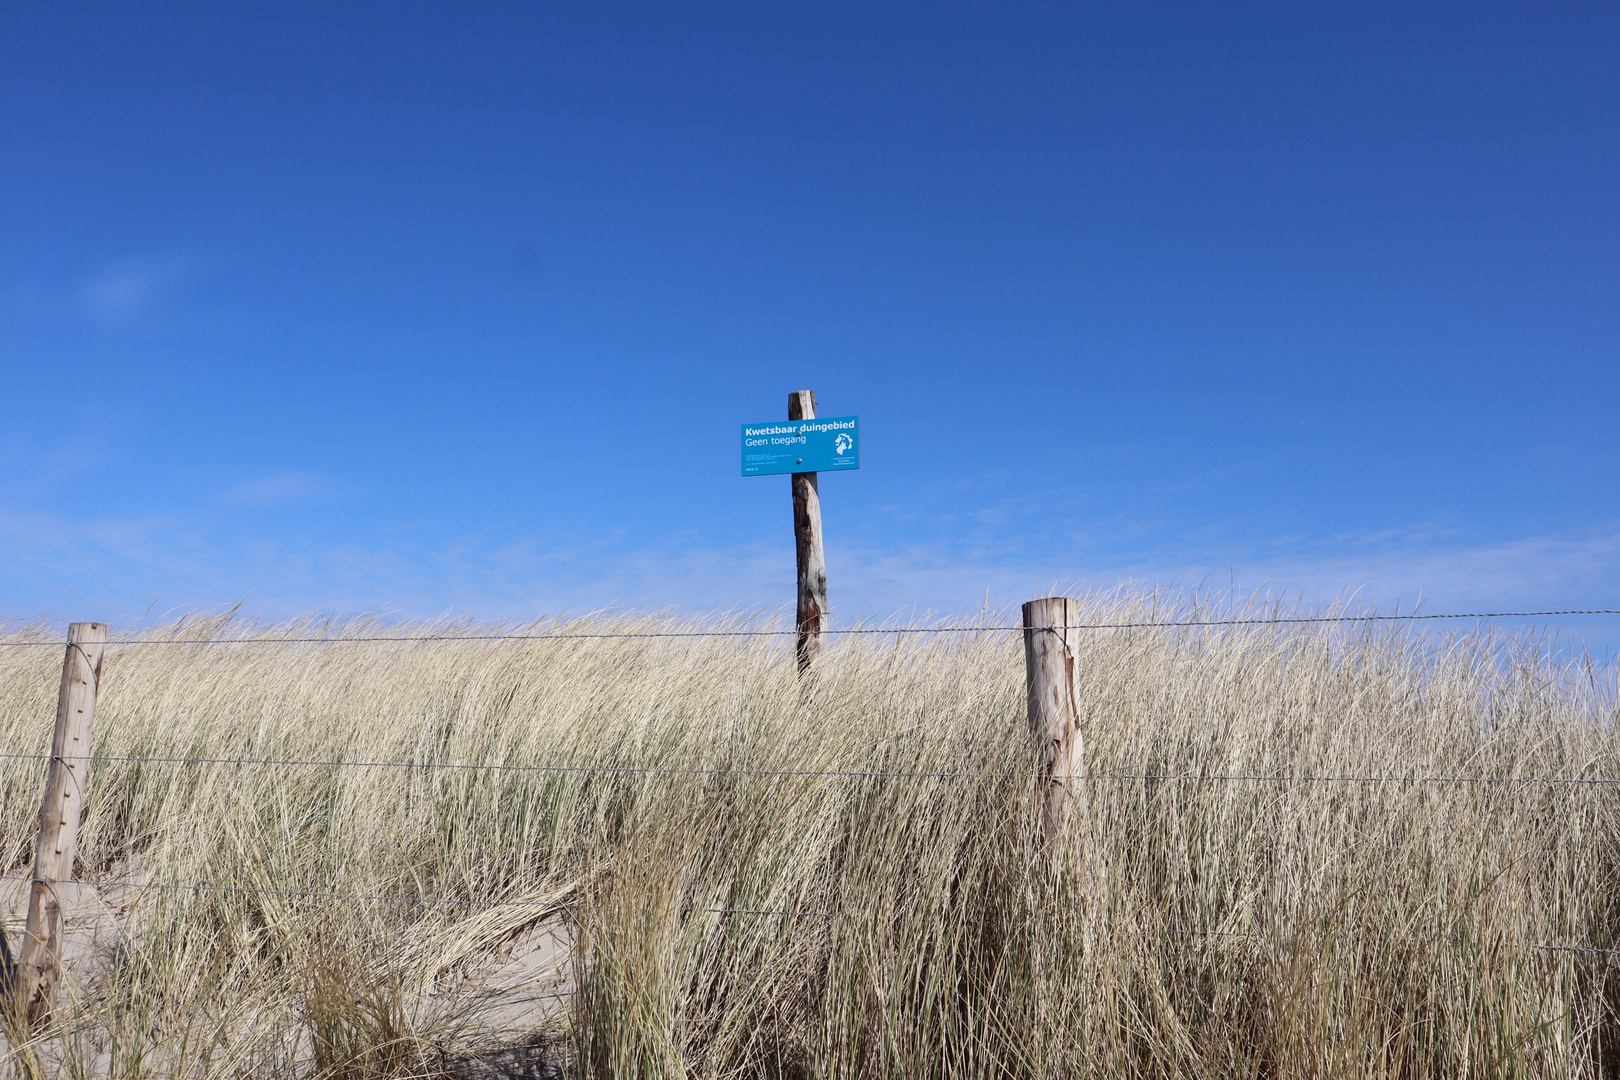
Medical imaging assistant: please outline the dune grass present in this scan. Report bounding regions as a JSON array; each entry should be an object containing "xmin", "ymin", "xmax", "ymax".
[{"xmin": 0, "ymin": 594, "xmax": 1617, "ymax": 1077}]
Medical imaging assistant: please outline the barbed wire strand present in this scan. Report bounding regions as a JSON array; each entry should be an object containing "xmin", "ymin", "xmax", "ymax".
[
  {"xmin": 0, "ymin": 874, "xmax": 572, "ymax": 909},
  {"xmin": 0, "ymin": 609, "xmax": 1618, "ymax": 647},
  {"xmin": 1160, "ymin": 929, "xmax": 1620, "ymax": 956},
  {"xmin": 1, "ymin": 875, "xmax": 1608, "ymax": 955},
  {"xmin": 0, "ymin": 750, "xmax": 1614, "ymax": 785},
  {"xmin": 0, "ymin": 751, "xmax": 1018, "ymax": 779},
  {"xmin": 0, "ymin": 875, "xmax": 824, "ymax": 919}
]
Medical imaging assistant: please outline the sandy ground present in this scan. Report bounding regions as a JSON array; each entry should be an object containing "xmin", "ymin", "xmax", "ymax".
[{"xmin": 0, "ymin": 872, "xmax": 575, "ymax": 1077}]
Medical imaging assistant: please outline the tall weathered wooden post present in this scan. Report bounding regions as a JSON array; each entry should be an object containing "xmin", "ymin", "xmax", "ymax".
[
  {"xmin": 15, "ymin": 622, "xmax": 107, "ymax": 1028},
  {"xmin": 1022, "ymin": 597, "xmax": 1085, "ymax": 845},
  {"xmin": 789, "ymin": 390, "xmax": 828, "ymax": 672},
  {"xmin": 740, "ymin": 395, "xmax": 855, "ymax": 672}
]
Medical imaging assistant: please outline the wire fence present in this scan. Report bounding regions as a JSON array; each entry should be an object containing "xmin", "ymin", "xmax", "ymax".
[
  {"xmin": 5, "ymin": 753, "xmax": 1611, "ymax": 948},
  {"xmin": 1, "ymin": 607, "xmax": 1618, "ymax": 647},
  {"xmin": 3, "ymin": 606, "xmax": 1616, "ymax": 981},
  {"xmin": 0, "ymin": 872, "xmax": 838, "ymax": 921},
  {"xmin": 0, "ymin": 750, "xmax": 1616, "ymax": 785},
  {"xmin": 2, "ymin": 874, "xmax": 1613, "ymax": 959}
]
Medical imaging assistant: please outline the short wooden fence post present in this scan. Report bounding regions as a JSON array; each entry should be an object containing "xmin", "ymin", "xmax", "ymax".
[
  {"xmin": 789, "ymin": 390, "xmax": 828, "ymax": 673},
  {"xmin": 15, "ymin": 622, "xmax": 107, "ymax": 1028},
  {"xmin": 1021, "ymin": 598, "xmax": 1085, "ymax": 847}
]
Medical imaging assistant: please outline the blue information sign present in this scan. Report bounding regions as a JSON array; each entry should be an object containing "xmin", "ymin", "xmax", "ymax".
[{"xmin": 741, "ymin": 416, "xmax": 860, "ymax": 476}]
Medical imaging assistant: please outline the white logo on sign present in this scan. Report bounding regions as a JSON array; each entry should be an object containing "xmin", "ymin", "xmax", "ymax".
[{"xmin": 834, "ymin": 433, "xmax": 853, "ymax": 454}]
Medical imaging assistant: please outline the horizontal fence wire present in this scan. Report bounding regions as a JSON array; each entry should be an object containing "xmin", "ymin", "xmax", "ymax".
[
  {"xmin": 0, "ymin": 750, "xmax": 1617, "ymax": 785},
  {"xmin": 0, "ymin": 874, "xmax": 572, "ymax": 909},
  {"xmin": 0, "ymin": 751, "xmax": 1021, "ymax": 779},
  {"xmin": 0, "ymin": 874, "xmax": 818, "ymax": 919},
  {"xmin": 0, "ymin": 608, "xmax": 1618, "ymax": 647},
  {"xmin": 0, "ymin": 875, "xmax": 1611, "ymax": 955}
]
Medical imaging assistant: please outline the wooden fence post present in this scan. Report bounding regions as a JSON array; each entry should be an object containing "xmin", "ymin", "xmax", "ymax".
[
  {"xmin": 15, "ymin": 622, "xmax": 107, "ymax": 1028},
  {"xmin": 1022, "ymin": 598, "xmax": 1085, "ymax": 845},
  {"xmin": 789, "ymin": 390, "xmax": 827, "ymax": 673}
]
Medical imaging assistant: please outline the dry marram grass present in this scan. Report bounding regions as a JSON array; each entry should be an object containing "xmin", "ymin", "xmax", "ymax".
[{"xmin": 0, "ymin": 595, "xmax": 1617, "ymax": 1077}]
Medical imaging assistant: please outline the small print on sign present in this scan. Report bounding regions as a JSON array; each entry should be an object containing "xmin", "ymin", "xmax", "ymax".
[{"xmin": 741, "ymin": 416, "xmax": 860, "ymax": 476}]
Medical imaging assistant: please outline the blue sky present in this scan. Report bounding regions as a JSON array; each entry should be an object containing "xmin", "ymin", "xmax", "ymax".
[{"xmin": 2, "ymin": 4, "xmax": 1617, "ymax": 642}]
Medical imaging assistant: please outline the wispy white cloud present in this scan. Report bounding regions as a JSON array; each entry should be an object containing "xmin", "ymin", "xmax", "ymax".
[
  {"xmin": 1218, "ymin": 528, "xmax": 1620, "ymax": 614},
  {"xmin": 0, "ymin": 498, "xmax": 1616, "ymax": 654}
]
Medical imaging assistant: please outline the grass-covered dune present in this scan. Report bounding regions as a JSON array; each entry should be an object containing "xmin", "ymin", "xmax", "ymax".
[{"xmin": 1, "ymin": 595, "xmax": 1617, "ymax": 1078}]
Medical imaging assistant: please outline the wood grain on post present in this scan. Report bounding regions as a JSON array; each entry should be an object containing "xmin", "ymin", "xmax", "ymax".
[
  {"xmin": 789, "ymin": 390, "xmax": 828, "ymax": 673},
  {"xmin": 1022, "ymin": 598, "xmax": 1085, "ymax": 843},
  {"xmin": 16, "ymin": 622, "xmax": 107, "ymax": 1027}
]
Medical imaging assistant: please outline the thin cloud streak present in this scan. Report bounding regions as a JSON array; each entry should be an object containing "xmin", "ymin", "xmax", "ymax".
[{"xmin": 1, "ymin": 501, "xmax": 1617, "ymax": 654}]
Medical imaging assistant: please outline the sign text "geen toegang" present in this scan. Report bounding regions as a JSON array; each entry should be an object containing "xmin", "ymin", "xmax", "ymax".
[{"xmin": 740, "ymin": 416, "xmax": 860, "ymax": 476}]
